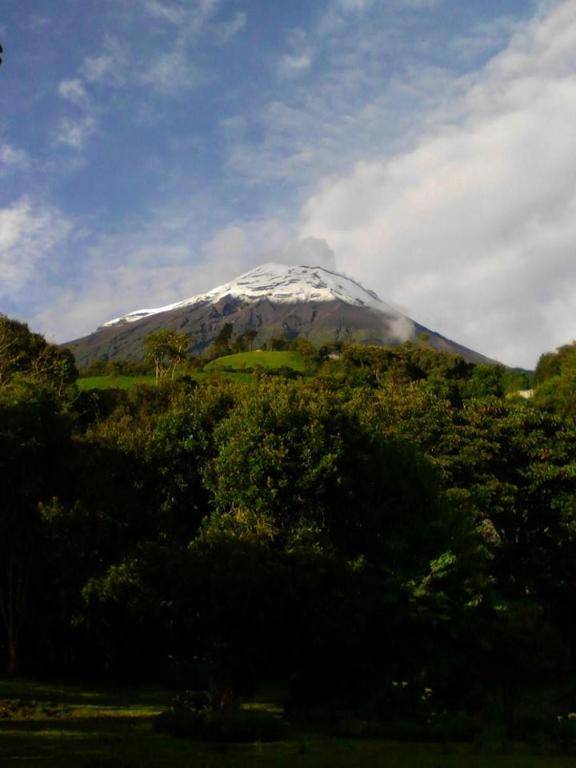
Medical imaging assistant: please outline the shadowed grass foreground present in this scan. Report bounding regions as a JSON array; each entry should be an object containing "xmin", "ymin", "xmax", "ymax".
[{"xmin": 1, "ymin": 678, "xmax": 576, "ymax": 768}]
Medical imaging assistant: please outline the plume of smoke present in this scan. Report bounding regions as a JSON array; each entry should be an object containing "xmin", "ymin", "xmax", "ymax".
[
  {"xmin": 280, "ymin": 237, "xmax": 336, "ymax": 270},
  {"xmin": 384, "ymin": 314, "xmax": 415, "ymax": 343}
]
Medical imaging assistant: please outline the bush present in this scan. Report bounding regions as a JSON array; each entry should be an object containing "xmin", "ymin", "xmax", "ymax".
[
  {"xmin": 154, "ymin": 691, "xmax": 284, "ymax": 742},
  {"xmin": 551, "ymin": 716, "xmax": 576, "ymax": 754},
  {"xmin": 519, "ymin": 714, "xmax": 576, "ymax": 755},
  {"xmin": 0, "ymin": 699, "xmax": 71, "ymax": 719},
  {"xmin": 331, "ymin": 711, "xmax": 479, "ymax": 742},
  {"xmin": 268, "ymin": 367, "xmax": 303, "ymax": 379}
]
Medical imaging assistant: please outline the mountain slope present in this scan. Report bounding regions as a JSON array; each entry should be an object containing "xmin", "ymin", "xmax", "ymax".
[{"xmin": 67, "ymin": 263, "xmax": 495, "ymax": 366}]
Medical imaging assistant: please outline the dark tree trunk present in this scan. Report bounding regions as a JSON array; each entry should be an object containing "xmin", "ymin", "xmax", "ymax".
[{"xmin": 6, "ymin": 627, "xmax": 18, "ymax": 676}]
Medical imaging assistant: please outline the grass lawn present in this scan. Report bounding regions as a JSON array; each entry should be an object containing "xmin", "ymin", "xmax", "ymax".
[
  {"xmin": 205, "ymin": 350, "xmax": 307, "ymax": 373},
  {"xmin": 1, "ymin": 677, "xmax": 574, "ymax": 767}
]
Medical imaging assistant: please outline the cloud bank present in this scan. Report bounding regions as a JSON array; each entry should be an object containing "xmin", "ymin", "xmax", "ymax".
[
  {"xmin": 0, "ymin": 198, "xmax": 70, "ymax": 296},
  {"xmin": 301, "ymin": 0, "xmax": 576, "ymax": 367}
]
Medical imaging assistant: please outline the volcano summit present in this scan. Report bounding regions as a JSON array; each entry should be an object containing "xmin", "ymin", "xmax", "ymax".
[{"xmin": 68, "ymin": 263, "xmax": 492, "ymax": 365}]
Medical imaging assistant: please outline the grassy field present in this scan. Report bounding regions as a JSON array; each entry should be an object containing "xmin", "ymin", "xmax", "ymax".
[
  {"xmin": 77, "ymin": 371, "xmax": 257, "ymax": 390},
  {"xmin": 205, "ymin": 350, "xmax": 306, "ymax": 373},
  {"xmin": 77, "ymin": 375, "xmax": 157, "ymax": 390},
  {"xmin": 75, "ymin": 352, "xmax": 306, "ymax": 391},
  {"xmin": 1, "ymin": 677, "xmax": 574, "ymax": 767}
]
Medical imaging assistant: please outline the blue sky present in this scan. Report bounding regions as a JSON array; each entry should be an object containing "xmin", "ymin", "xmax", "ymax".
[{"xmin": 2, "ymin": 0, "xmax": 576, "ymax": 367}]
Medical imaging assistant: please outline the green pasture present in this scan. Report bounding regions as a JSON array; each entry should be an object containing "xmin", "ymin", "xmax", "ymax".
[
  {"xmin": 205, "ymin": 350, "xmax": 306, "ymax": 372},
  {"xmin": 76, "ymin": 351, "xmax": 306, "ymax": 390}
]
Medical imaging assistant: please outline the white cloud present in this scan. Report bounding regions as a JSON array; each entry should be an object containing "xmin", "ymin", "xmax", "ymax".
[
  {"xmin": 38, "ymin": 214, "xmax": 344, "ymax": 342},
  {"xmin": 279, "ymin": 51, "xmax": 313, "ymax": 78},
  {"xmin": 58, "ymin": 78, "xmax": 90, "ymax": 108},
  {"xmin": 448, "ymin": 15, "xmax": 522, "ymax": 64},
  {"xmin": 81, "ymin": 40, "xmax": 128, "ymax": 86},
  {"xmin": 141, "ymin": 0, "xmax": 244, "ymax": 41},
  {"xmin": 336, "ymin": 0, "xmax": 441, "ymax": 12},
  {"xmin": 336, "ymin": 0, "xmax": 375, "ymax": 11},
  {"xmin": 215, "ymin": 11, "xmax": 246, "ymax": 43},
  {"xmin": 142, "ymin": 0, "xmax": 186, "ymax": 24},
  {"xmin": 56, "ymin": 78, "xmax": 97, "ymax": 152},
  {"xmin": 225, "ymin": 0, "xmax": 469, "ymax": 190},
  {"xmin": 300, "ymin": 0, "xmax": 576, "ymax": 367},
  {"xmin": 0, "ymin": 198, "xmax": 71, "ymax": 296},
  {"xmin": 140, "ymin": 49, "xmax": 202, "ymax": 93},
  {"xmin": 49, "ymin": 0, "xmax": 247, "ymax": 155},
  {"xmin": 35, "ymin": 211, "xmax": 298, "ymax": 342},
  {"xmin": 56, "ymin": 115, "xmax": 96, "ymax": 149},
  {"xmin": 0, "ymin": 143, "xmax": 30, "ymax": 173},
  {"xmin": 280, "ymin": 237, "xmax": 336, "ymax": 270},
  {"xmin": 401, "ymin": 0, "xmax": 442, "ymax": 8}
]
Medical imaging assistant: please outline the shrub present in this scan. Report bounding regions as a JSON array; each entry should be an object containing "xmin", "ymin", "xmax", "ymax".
[
  {"xmin": 154, "ymin": 691, "xmax": 284, "ymax": 742},
  {"xmin": 551, "ymin": 716, "xmax": 576, "ymax": 754}
]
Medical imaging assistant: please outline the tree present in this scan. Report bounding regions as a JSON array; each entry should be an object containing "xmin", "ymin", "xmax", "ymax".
[
  {"xmin": 245, "ymin": 329, "xmax": 258, "ymax": 351},
  {"xmin": 209, "ymin": 323, "xmax": 234, "ymax": 359},
  {"xmin": 0, "ymin": 314, "xmax": 77, "ymax": 392},
  {"xmin": 268, "ymin": 335, "xmax": 287, "ymax": 351},
  {"xmin": 0, "ymin": 383, "xmax": 70, "ymax": 674},
  {"xmin": 533, "ymin": 341, "xmax": 576, "ymax": 417},
  {"xmin": 144, "ymin": 329, "xmax": 189, "ymax": 383},
  {"xmin": 535, "ymin": 342, "xmax": 576, "ymax": 384},
  {"xmin": 233, "ymin": 329, "xmax": 258, "ymax": 353},
  {"xmin": 464, "ymin": 364, "xmax": 505, "ymax": 398}
]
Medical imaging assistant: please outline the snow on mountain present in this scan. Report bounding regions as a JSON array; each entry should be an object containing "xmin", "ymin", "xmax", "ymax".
[{"xmin": 103, "ymin": 263, "xmax": 396, "ymax": 327}]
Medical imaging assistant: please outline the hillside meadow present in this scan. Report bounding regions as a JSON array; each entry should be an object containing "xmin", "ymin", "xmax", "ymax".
[{"xmin": 204, "ymin": 350, "xmax": 307, "ymax": 372}]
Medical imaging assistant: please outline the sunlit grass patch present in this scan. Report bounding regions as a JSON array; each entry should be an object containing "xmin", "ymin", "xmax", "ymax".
[{"xmin": 205, "ymin": 350, "xmax": 306, "ymax": 373}]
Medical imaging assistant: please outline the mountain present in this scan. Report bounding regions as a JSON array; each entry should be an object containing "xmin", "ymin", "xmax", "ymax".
[{"xmin": 67, "ymin": 263, "xmax": 494, "ymax": 365}]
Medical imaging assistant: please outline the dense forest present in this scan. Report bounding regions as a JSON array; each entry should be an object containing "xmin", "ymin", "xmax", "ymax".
[{"xmin": 2, "ymin": 312, "xmax": 576, "ymax": 748}]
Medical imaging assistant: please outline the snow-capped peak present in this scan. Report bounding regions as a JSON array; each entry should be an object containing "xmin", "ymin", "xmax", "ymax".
[{"xmin": 103, "ymin": 263, "xmax": 392, "ymax": 327}]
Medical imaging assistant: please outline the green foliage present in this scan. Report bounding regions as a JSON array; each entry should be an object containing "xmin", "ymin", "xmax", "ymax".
[
  {"xmin": 464, "ymin": 365, "xmax": 505, "ymax": 398},
  {"xmin": 80, "ymin": 358, "xmax": 153, "ymax": 377},
  {"xmin": 268, "ymin": 334, "xmax": 289, "ymax": 351},
  {"xmin": 77, "ymin": 375, "xmax": 156, "ymax": 390},
  {"xmin": 535, "ymin": 342, "xmax": 576, "ymax": 384},
  {"xmin": 533, "ymin": 342, "xmax": 576, "ymax": 417},
  {"xmin": 0, "ymin": 314, "xmax": 77, "ymax": 391},
  {"xmin": 232, "ymin": 329, "xmax": 258, "ymax": 353},
  {"xmin": 208, "ymin": 322, "xmax": 235, "ymax": 359},
  {"xmin": 5, "ymin": 311, "xmax": 576, "ymax": 748},
  {"xmin": 144, "ymin": 329, "xmax": 190, "ymax": 383},
  {"xmin": 501, "ymin": 367, "xmax": 533, "ymax": 393},
  {"xmin": 0, "ymin": 382, "xmax": 72, "ymax": 673},
  {"xmin": 154, "ymin": 690, "xmax": 284, "ymax": 742}
]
